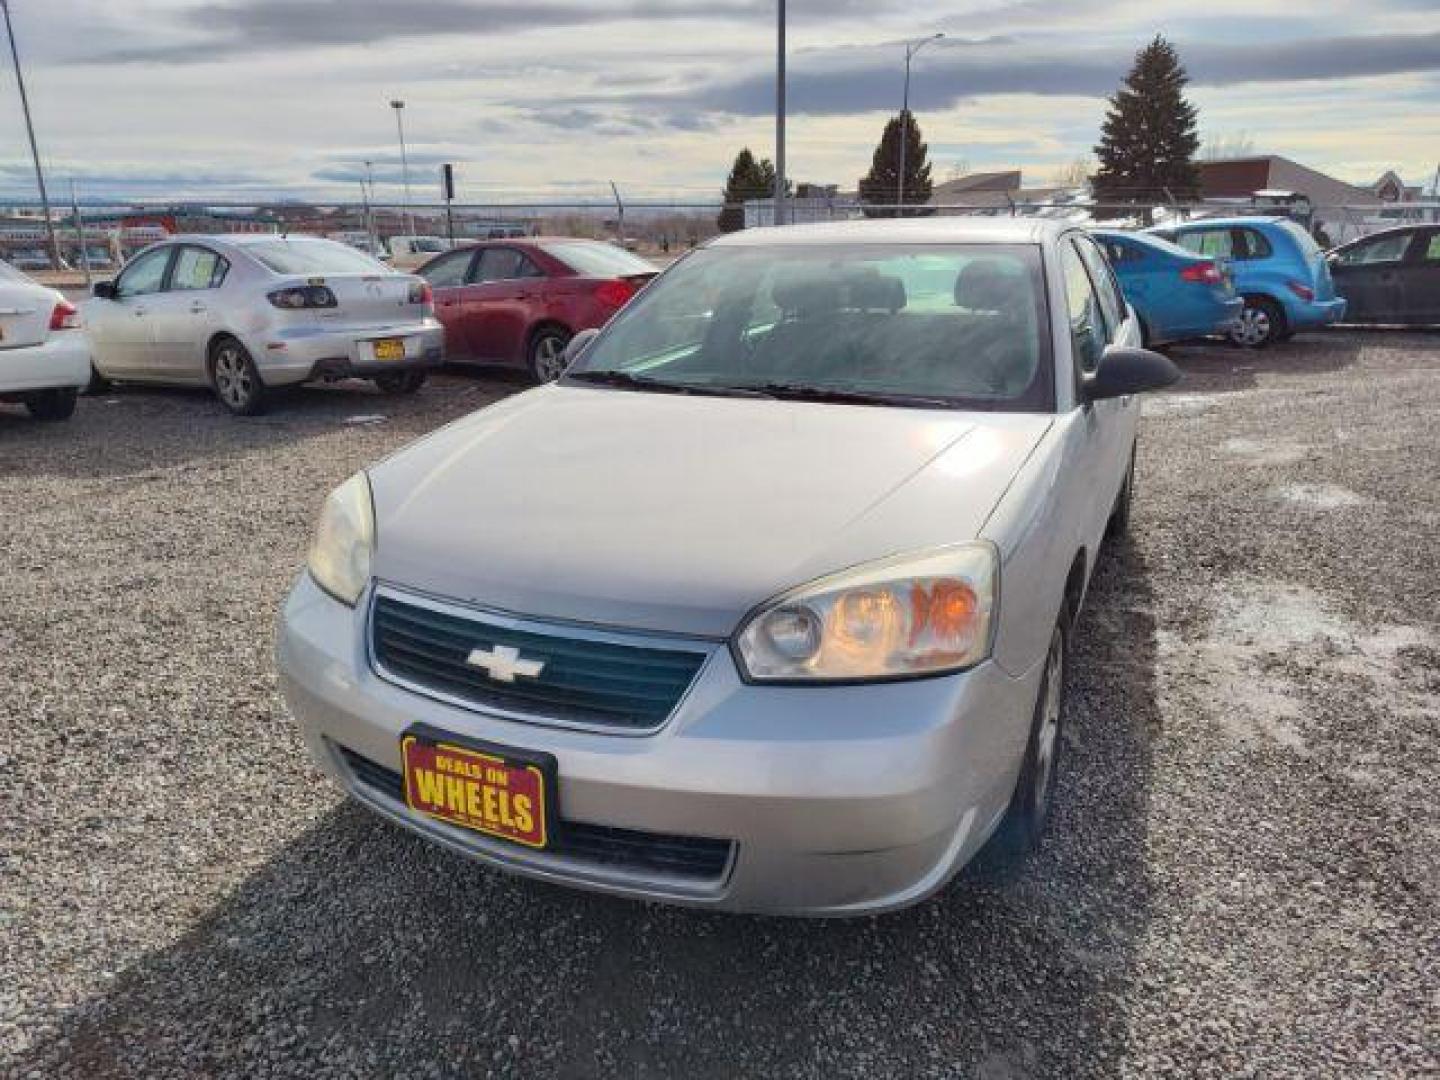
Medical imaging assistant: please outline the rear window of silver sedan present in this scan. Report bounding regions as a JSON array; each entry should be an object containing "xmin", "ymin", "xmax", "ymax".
[{"xmin": 245, "ymin": 239, "xmax": 391, "ymax": 276}]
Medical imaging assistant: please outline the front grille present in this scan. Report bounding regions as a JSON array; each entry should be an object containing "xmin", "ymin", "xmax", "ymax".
[
  {"xmin": 337, "ymin": 745, "xmax": 733, "ymax": 882},
  {"xmin": 371, "ymin": 591, "xmax": 708, "ymax": 732}
]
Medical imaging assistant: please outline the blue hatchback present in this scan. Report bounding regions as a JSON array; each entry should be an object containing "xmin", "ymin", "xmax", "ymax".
[
  {"xmin": 1092, "ymin": 230, "xmax": 1243, "ymax": 346},
  {"xmin": 1149, "ymin": 217, "xmax": 1346, "ymax": 348}
]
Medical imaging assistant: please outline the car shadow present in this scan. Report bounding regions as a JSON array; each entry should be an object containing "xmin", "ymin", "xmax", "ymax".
[
  {"xmin": 1160, "ymin": 331, "xmax": 1362, "ymax": 395},
  {"xmin": 13, "ymin": 542, "xmax": 1162, "ymax": 1079},
  {"xmin": 0, "ymin": 375, "xmax": 514, "ymax": 482}
]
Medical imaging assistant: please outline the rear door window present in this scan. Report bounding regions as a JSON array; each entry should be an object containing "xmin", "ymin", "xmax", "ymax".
[
  {"xmin": 1422, "ymin": 233, "xmax": 1440, "ymax": 263},
  {"xmin": 169, "ymin": 246, "xmax": 228, "ymax": 291},
  {"xmin": 1336, "ymin": 233, "xmax": 1414, "ymax": 266},
  {"xmin": 1176, "ymin": 228, "xmax": 1234, "ymax": 259},
  {"xmin": 477, "ymin": 248, "xmax": 543, "ymax": 282}
]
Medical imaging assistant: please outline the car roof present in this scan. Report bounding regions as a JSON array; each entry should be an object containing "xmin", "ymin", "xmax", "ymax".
[{"xmin": 707, "ymin": 217, "xmax": 1063, "ymax": 247}]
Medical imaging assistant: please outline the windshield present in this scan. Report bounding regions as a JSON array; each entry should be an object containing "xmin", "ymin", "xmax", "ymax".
[
  {"xmin": 245, "ymin": 239, "xmax": 390, "ymax": 275},
  {"xmin": 543, "ymin": 241, "xmax": 657, "ymax": 278},
  {"xmin": 567, "ymin": 243, "xmax": 1052, "ymax": 410}
]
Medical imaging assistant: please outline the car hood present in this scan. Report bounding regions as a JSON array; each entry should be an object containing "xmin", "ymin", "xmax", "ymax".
[{"xmin": 369, "ymin": 386, "xmax": 1052, "ymax": 637}]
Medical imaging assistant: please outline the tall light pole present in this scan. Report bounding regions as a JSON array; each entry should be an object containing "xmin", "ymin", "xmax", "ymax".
[
  {"xmin": 2, "ymin": 0, "xmax": 62, "ymax": 271},
  {"xmin": 897, "ymin": 32, "xmax": 944, "ymax": 215},
  {"xmin": 390, "ymin": 99, "xmax": 415, "ymax": 238},
  {"xmin": 774, "ymin": 0, "xmax": 786, "ymax": 227}
]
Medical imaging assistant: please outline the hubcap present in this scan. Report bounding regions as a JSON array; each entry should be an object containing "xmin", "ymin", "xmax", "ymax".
[
  {"xmin": 1231, "ymin": 306, "xmax": 1271, "ymax": 346},
  {"xmin": 534, "ymin": 335, "xmax": 567, "ymax": 381},
  {"xmin": 1033, "ymin": 628, "xmax": 1064, "ymax": 818},
  {"xmin": 214, "ymin": 347, "xmax": 252, "ymax": 408}
]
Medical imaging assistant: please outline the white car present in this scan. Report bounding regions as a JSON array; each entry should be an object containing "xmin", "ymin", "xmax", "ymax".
[
  {"xmin": 0, "ymin": 260, "xmax": 89, "ymax": 422},
  {"xmin": 82, "ymin": 236, "xmax": 444, "ymax": 415}
]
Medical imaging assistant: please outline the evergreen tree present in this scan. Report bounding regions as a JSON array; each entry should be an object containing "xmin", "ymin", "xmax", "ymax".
[
  {"xmin": 718, "ymin": 149, "xmax": 786, "ymax": 232},
  {"xmin": 858, "ymin": 112, "xmax": 933, "ymax": 218},
  {"xmin": 1091, "ymin": 36, "xmax": 1201, "ymax": 219}
]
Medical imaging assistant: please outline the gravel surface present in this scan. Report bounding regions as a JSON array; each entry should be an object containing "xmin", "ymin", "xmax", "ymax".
[{"xmin": 2, "ymin": 336, "xmax": 1437, "ymax": 1079}]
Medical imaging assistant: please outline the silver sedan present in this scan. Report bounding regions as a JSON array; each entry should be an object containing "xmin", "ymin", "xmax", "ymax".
[
  {"xmin": 81, "ymin": 235, "xmax": 444, "ymax": 415},
  {"xmin": 276, "ymin": 218, "xmax": 1179, "ymax": 915}
]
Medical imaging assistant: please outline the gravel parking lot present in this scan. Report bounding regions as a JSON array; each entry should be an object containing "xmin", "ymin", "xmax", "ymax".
[{"xmin": 3, "ymin": 334, "xmax": 1437, "ymax": 1079}]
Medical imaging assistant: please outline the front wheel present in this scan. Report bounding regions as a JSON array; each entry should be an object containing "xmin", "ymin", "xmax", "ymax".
[
  {"xmin": 374, "ymin": 370, "xmax": 426, "ymax": 395},
  {"xmin": 209, "ymin": 337, "xmax": 267, "ymax": 416},
  {"xmin": 25, "ymin": 387, "xmax": 78, "ymax": 422},
  {"xmin": 983, "ymin": 618, "xmax": 1067, "ymax": 867},
  {"xmin": 1229, "ymin": 297, "xmax": 1285, "ymax": 349},
  {"xmin": 527, "ymin": 326, "xmax": 572, "ymax": 383}
]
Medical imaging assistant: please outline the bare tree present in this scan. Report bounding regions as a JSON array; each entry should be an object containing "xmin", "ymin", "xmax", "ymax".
[
  {"xmin": 1200, "ymin": 132, "xmax": 1256, "ymax": 161},
  {"xmin": 1055, "ymin": 155, "xmax": 1094, "ymax": 187}
]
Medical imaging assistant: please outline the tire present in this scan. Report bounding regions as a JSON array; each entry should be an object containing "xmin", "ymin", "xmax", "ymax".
[
  {"xmin": 84, "ymin": 364, "xmax": 111, "ymax": 396},
  {"xmin": 25, "ymin": 387, "xmax": 78, "ymax": 422},
  {"xmin": 526, "ymin": 326, "xmax": 572, "ymax": 383},
  {"xmin": 983, "ymin": 616, "xmax": 1068, "ymax": 868},
  {"xmin": 1229, "ymin": 296, "xmax": 1286, "ymax": 349},
  {"xmin": 1107, "ymin": 444, "xmax": 1136, "ymax": 539},
  {"xmin": 374, "ymin": 370, "xmax": 427, "ymax": 395},
  {"xmin": 208, "ymin": 337, "xmax": 267, "ymax": 416}
]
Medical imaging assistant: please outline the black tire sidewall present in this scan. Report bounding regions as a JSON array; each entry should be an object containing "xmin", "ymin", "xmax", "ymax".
[{"xmin": 26, "ymin": 387, "xmax": 78, "ymax": 421}]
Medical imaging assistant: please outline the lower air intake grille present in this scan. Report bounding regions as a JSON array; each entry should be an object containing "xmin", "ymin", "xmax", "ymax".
[{"xmin": 336, "ymin": 744, "xmax": 733, "ymax": 882}]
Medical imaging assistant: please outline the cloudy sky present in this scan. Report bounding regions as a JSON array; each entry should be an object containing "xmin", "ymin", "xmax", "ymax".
[{"xmin": 1, "ymin": 0, "xmax": 1437, "ymax": 204}]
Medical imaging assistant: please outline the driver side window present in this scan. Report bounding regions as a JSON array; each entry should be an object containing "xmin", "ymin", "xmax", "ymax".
[
  {"xmin": 117, "ymin": 246, "xmax": 172, "ymax": 298},
  {"xmin": 1061, "ymin": 242, "xmax": 1107, "ymax": 376}
]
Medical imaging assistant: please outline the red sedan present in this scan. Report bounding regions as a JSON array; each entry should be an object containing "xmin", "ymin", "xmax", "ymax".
[{"xmin": 417, "ymin": 238, "xmax": 658, "ymax": 381}]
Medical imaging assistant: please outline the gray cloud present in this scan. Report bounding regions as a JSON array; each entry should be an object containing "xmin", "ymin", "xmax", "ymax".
[{"xmin": 75, "ymin": 0, "xmax": 907, "ymax": 64}]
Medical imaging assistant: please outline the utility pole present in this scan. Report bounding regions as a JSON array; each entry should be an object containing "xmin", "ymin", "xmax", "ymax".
[
  {"xmin": 897, "ymin": 33, "xmax": 944, "ymax": 216},
  {"xmin": 390, "ymin": 99, "xmax": 415, "ymax": 238},
  {"xmin": 609, "ymin": 181, "xmax": 625, "ymax": 244},
  {"xmin": 774, "ymin": 0, "xmax": 786, "ymax": 228},
  {"xmin": 2, "ymin": 0, "xmax": 62, "ymax": 271},
  {"xmin": 360, "ymin": 160, "xmax": 374, "ymax": 253},
  {"xmin": 70, "ymin": 180, "xmax": 90, "ymax": 284}
]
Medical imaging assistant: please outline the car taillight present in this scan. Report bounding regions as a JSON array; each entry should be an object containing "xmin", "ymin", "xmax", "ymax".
[
  {"xmin": 267, "ymin": 285, "xmax": 337, "ymax": 309},
  {"xmin": 594, "ymin": 279, "xmax": 637, "ymax": 309},
  {"xmin": 1287, "ymin": 281, "xmax": 1315, "ymax": 302},
  {"xmin": 49, "ymin": 299, "xmax": 80, "ymax": 330},
  {"xmin": 408, "ymin": 281, "xmax": 432, "ymax": 306},
  {"xmin": 1179, "ymin": 261, "xmax": 1223, "ymax": 286}
]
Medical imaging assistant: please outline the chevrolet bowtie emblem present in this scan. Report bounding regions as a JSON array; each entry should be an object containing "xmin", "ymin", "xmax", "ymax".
[{"xmin": 466, "ymin": 644, "xmax": 545, "ymax": 683}]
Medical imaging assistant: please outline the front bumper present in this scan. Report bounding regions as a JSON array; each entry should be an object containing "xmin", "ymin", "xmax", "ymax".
[
  {"xmin": 246, "ymin": 319, "xmax": 444, "ymax": 386},
  {"xmin": 276, "ymin": 575, "xmax": 1044, "ymax": 916}
]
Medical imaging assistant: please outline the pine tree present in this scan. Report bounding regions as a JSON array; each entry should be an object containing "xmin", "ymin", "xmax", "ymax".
[
  {"xmin": 1091, "ymin": 36, "xmax": 1201, "ymax": 219},
  {"xmin": 858, "ymin": 112, "xmax": 934, "ymax": 218},
  {"xmin": 718, "ymin": 149, "xmax": 785, "ymax": 232}
]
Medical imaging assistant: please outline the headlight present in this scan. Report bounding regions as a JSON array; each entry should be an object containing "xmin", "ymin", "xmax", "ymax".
[
  {"xmin": 306, "ymin": 472, "xmax": 375, "ymax": 606},
  {"xmin": 733, "ymin": 544, "xmax": 998, "ymax": 682}
]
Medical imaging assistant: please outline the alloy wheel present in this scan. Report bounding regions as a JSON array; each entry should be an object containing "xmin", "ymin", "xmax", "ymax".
[
  {"xmin": 532, "ymin": 334, "xmax": 569, "ymax": 382},
  {"xmin": 213, "ymin": 345, "xmax": 254, "ymax": 410}
]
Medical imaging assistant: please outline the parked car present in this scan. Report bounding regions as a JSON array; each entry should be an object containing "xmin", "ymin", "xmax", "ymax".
[
  {"xmin": 387, "ymin": 235, "xmax": 451, "ymax": 263},
  {"xmin": 1149, "ymin": 216, "xmax": 1345, "ymax": 347},
  {"xmin": 1327, "ymin": 225, "xmax": 1440, "ymax": 326},
  {"xmin": 0, "ymin": 260, "xmax": 89, "ymax": 421},
  {"xmin": 81, "ymin": 236, "xmax": 443, "ymax": 415},
  {"xmin": 1091, "ymin": 229, "xmax": 1243, "ymax": 346},
  {"xmin": 417, "ymin": 238, "xmax": 658, "ymax": 381},
  {"xmin": 277, "ymin": 218, "xmax": 1179, "ymax": 915}
]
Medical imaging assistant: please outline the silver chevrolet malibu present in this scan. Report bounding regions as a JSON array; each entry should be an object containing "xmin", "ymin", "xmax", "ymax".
[{"xmin": 276, "ymin": 218, "xmax": 1179, "ymax": 915}]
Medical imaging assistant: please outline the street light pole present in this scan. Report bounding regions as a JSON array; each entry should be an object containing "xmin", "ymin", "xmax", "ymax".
[
  {"xmin": 897, "ymin": 33, "xmax": 944, "ymax": 216},
  {"xmin": 2, "ymin": 0, "xmax": 62, "ymax": 271},
  {"xmin": 774, "ymin": 0, "xmax": 786, "ymax": 228},
  {"xmin": 390, "ymin": 99, "xmax": 415, "ymax": 238}
]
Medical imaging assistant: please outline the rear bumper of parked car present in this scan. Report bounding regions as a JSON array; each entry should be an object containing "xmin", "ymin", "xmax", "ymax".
[
  {"xmin": 1159, "ymin": 295, "xmax": 1244, "ymax": 342},
  {"xmin": 0, "ymin": 331, "xmax": 90, "ymax": 393},
  {"xmin": 246, "ymin": 319, "xmax": 444, "ymax": 386},
  {"xmin": 1286, "ymin": 296, "xmax": 1347, "ymax": 330},
  {"xmin": 275, "ymin": 573, "xmax": 1043, "ymax": 916}
]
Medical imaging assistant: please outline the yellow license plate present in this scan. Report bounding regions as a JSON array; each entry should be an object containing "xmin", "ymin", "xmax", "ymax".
[
  {"xmin": 402, "ymin": 733, "xmax": 550, "ymax": 849},
  {"xmin": 373, "ymin": 338, "xmax": 405, "ymax": 361}
]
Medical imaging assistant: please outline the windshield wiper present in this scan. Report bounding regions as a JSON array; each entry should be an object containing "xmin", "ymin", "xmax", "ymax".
[
  {"xmin": 738, "ymin": 381, "xmax": 959, "ymax": 409},
  {"xmin": 566, "ymin": 369, "xmax": 773, "ymax": 399}
]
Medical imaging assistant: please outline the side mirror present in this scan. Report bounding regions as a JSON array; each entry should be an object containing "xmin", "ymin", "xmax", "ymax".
[
  {"xmin": 1083, "ymin": 345, "xmax": 1180, "ymax": 401},
  {"xmin": 92, "ymin": 280, "xmax": 117, "ymax": 300},
  {"xmin": 563, "ymin": 328, "xmax": 600, "ymax": 369}
]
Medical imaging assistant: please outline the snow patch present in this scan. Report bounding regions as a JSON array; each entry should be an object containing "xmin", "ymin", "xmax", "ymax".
[{"xmin": 1273, "ymin": 483, "xmax": 1366, "ymax": 509}]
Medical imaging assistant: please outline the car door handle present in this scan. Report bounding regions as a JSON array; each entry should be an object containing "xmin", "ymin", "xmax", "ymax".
[
  {"xmin": 133, "ymin": 308, "xmax": 147, "ymax": 317},
  {"xmin": 189, "ymin": 302, "xmax": 207, "ymax": 313}
]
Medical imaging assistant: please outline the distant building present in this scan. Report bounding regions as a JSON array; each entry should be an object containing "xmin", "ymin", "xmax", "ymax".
[
  {"xmin": 1371, "ymin": 170, "xmax": 1420, "ymax": 203},
  {"xmin": 1197, "ymin": 155, "xmax": 1374, "ymax": 205},
  {"xmin": 931, "ymin": 170, "xmax": 1022, "ymax": 208}
]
